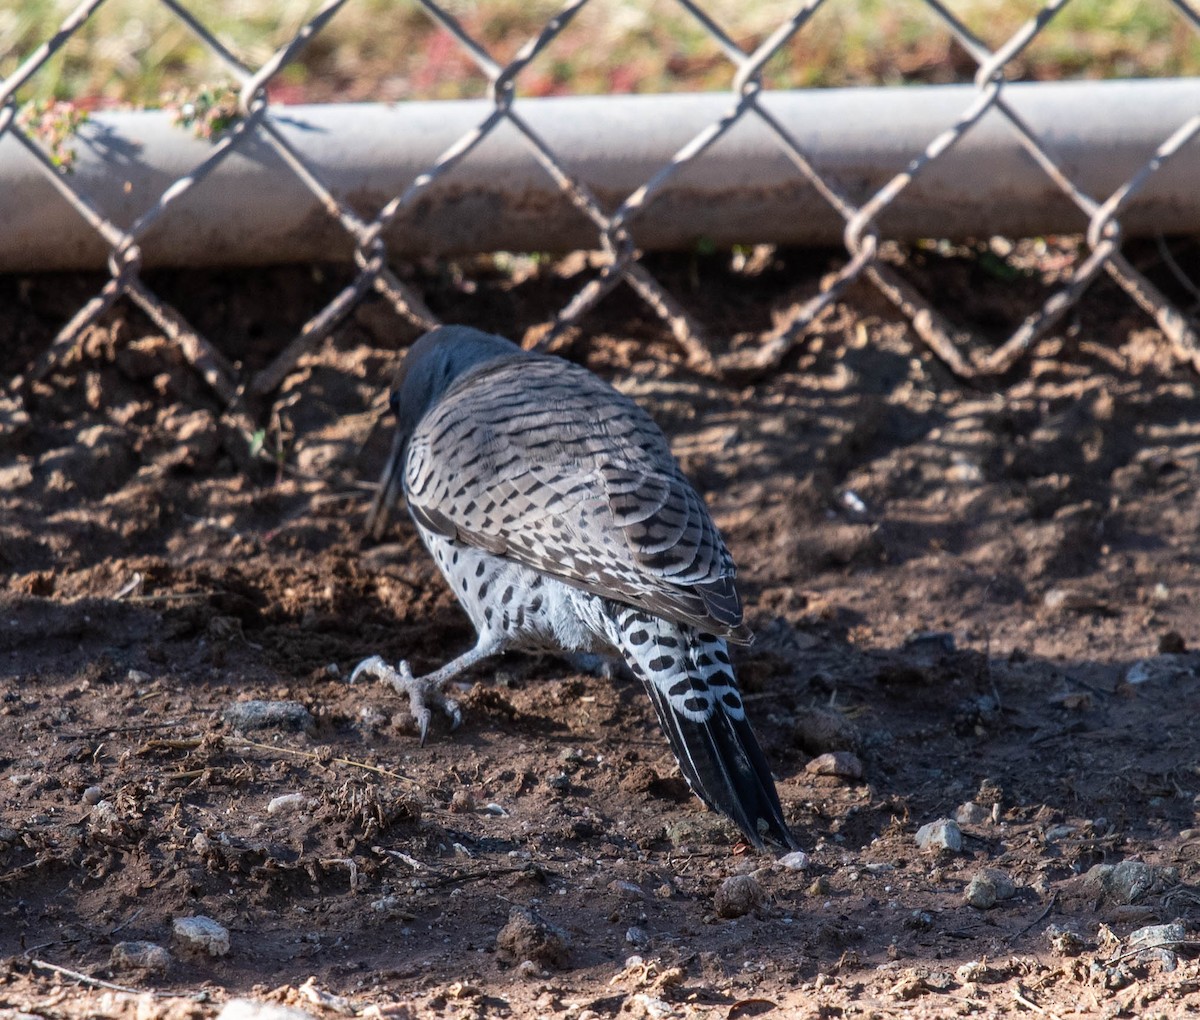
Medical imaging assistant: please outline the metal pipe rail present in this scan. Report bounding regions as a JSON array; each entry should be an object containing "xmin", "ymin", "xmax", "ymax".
[{"xmin": 3, "ymin": 78, "xmax": 1198, "ymax": 272}]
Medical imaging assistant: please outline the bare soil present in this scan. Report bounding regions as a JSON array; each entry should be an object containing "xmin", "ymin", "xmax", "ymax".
[{"xmin": 2, "ymin": 250, "xmax": 1200, "ymax": 1019}]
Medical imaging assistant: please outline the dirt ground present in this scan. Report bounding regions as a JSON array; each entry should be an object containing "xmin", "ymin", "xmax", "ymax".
[{"xmin": 2, "ymin": 246, "xmax": 1200, "ymax": 1019}]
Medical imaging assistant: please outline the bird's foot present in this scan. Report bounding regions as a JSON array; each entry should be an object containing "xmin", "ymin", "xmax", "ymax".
[{"xmin": 350, "ymin": 654, "xmax": 462, "ymax": 745}]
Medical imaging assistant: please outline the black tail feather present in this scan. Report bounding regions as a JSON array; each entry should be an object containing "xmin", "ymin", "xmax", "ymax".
[{"xmin": 639, "ymin": 673, "xmax": 798, "ymax": 851}]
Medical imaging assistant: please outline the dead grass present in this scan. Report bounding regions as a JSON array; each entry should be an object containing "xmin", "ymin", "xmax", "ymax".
[{"xmin": 4, "ymin": 0, "xmax": 1198, "ymax": 108}]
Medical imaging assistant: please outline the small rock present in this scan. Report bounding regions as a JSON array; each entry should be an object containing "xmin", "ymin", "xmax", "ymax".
[
  {"xmin": 448, "ymin": 789, "xmax": 476, "ymax": 814},
  {"xmin": 110, "ymin": 940, "xmax": 171, "ymax": 975},
  {"xmin": 1043, "ymin": 823, "xmax": 1077, "ymax": 841},
  {"xmin": 625, "ymin": 926, "xmax": 649, "ymax": 947},
  {"xmin": 126, "ymin": 669, "xmax": 152, "ymax": 684},
  {"xmin": 889, "ymin": 971, "xmax": 930, "ymax": 1000},
  {"xmin": 805, "ymin": 751, "xmax": 864, "ymax": 779},
  {"xmin": 82, "ymin": 785, "xmax": 104, "ymax": 806},
  {"xmin": 955, "ymin": 960, "xmax": 989, "ymax": 983},
  {"xmin": 1043, "ymin": 587, "xmax": 1109, "ymax": 614},
  {"xmin": 0, "ymin": 462, "xmax": 34, "ymax": 491},
  {"xmin": 371, "ymin": 894, "xmax": 404, "ymax": 913},
  {"xmin": 89, "ymin": 799, "xmax": 121, "ymax": 835},
  {"xmin": 219, "ymin": 1001, "xmax": 320, "ymax": 1020},
  {"xmin": 1128, "ymin": 922, "xmax": 1186, "ymax": 953},
  {"xmin": 173, "ymin": 915, "xmax": 231, "ymax": 957},
  {"xmin": 903, "ymin": 631, "xmax": 956, "ymax": 655},
  {"xmin": 778, "ymin": 850, "xmax": 809, "ymax": 871},
  {"xmin": 514, "ymin": 959, "xmax": 546, "ymax": 979},
  {"xmin": 915, "ymin": 818, "xmax": 962, "ymax": 852},
  {"xmin": 495, "ymin": 907, "xmax": 569, "ymax": 967},
  {"xmin": 964, "ymin": 868, "xmax": 1016, "ymax": 909},
  {"xmin": 267, "ymin": 793, "xmax": 310, "ymax": 815},
  {"xmin": 664, "ymin": 815, "xmax": 733, "ymax": 848},
  {"xmin": 1046, "ymin": 924, "xmax": 1084, "ymax": 955},
  {"xmin": 955, "ymin": 801, "xmax": 990, "ymax": 826},
  {"xmin": 222, "ymin": 700, "xmax": 315, "ymax": 734},
  {"xmin": 1084, "ymin": 860, "xmax": 1179, "ymax": 904},
  {"xmin": 1158, "ymin": 631, "xmax": 1187, "ymax": 654},
  {"xmin": 714, "ymin": 874, "xmax": 763, "ymax": 918},
  {"xmin": 608, "ymin": 880, "xmax": 644, "ymax": 901},
  {"xmin": 807, "ymin": 875, "xmax": 831, "ymax": 896},
  {"xmin": 905, "ymin": 910, "xmax": 933, "ymax": 930},
  {"xmin": 793, "ymin": 709, "xmax": 860, "ymax": 754},
  {"xmin": 1125, "ymin": 655, "xmax": 1196, "ymax": 686}
]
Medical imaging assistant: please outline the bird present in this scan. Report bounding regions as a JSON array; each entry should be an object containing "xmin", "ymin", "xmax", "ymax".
[{"xmin": 352, "ymin": 325, "xmax": 796, "ymax": 851}]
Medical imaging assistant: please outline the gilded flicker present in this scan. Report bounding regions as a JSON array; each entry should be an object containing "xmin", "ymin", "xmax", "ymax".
[{"xmin": 353, "ymin": 325, "xmax": 795, "ymax": 850}]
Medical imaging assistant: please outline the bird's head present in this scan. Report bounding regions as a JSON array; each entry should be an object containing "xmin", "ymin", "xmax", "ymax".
[{"xmin": 367, "ymin": 325, "xmax": 521, "ymax": 537}]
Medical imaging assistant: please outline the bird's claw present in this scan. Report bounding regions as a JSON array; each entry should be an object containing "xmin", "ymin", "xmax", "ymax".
[{"xmin": 350, "ymin": 654, "xmax": 461, "ymax": 744}]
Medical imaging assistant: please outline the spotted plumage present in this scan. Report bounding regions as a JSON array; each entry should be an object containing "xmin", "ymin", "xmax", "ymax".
[{"xmin": 353, "ymin": 325, "xmax": 795, "ymax": 850}]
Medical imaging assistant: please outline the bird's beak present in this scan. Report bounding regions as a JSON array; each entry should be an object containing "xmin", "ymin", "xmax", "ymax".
[{"xmin": 365, "ymin": 428, "xmax": 407, "ymax": 539}]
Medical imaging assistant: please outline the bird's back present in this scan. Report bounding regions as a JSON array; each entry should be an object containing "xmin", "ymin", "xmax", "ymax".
[{"xmin": 402, "ymin": 353, "xmax": 747, "ymax": 640}]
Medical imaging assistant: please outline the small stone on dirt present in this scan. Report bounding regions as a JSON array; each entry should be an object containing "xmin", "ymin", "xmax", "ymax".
[
  {"xmin": 267, "ymin": 793, "xmax": 310, "ymax": 815},
  {"xmin": 1042, "ymin": 587, "xmax": 1110, "ymax": 614},
  {"xmin": 82, "ymin": 785, "xmax": 103, "ymax": 805},
  {"xmin": 955, "ymin": 800, "xmax": 990, "ymax": 825},
  {"xmin": 1084, "ymin": 860, "xmax": 1179, "ymax": 904},
  {"xmin": 1046, "ymin": 924, "xmax": 1084, "ymax": 955},
  {"xmin": 496, "ymin": 906, "xmax": 570, "ymax": 967},
  {"xmin": 714, "ymin": 874, "xmax": 763, "ymax": 918},
  {"xmin": 805, "ymin": 751, "xmax": 864, "ymax": 779},
  {"xmin": 173, "ymin": 915, "xmax": 231, "ymax": 957},
  {"xmin": 609, "ymin": 880, "xmax": 644, "ymax": 901},
  {"xmin": 222, "ymin": 699, "xmax": 315, "ymax": 734},
  {"xmin": 1127, "ymin": 922, "xmax": 1186, "ymax": 972},
  {"xmin": 964, "ymin": 868, "xmax": 1016, "ymax": 909},
  {"xmin": 915, "ymin": 818, "xmax": 962, "ymax": 852},
  {"xmin": 778, "ymin": 850, "xmax": 809, "ymax": 871},
  {"xmin": 219, "ymin": 1001, "xmax": 320, "ymax": 1020},
  {"xmin": 1158, "ymin": 631, "xmax": 1187, "ymax": 654},
  {"xmin": 903, "ymin": 631, "xmax": 956, "ymax": 655},
  {"xmin": 448, "ymin": 788, "xmax": 475, "ymax": 813},
  {"xmin": 110, "ymin": 940, "xmax": 171, "ymax": 975},
  {"xmin": 793, "ymin": 708, "xmax": 860, "ymax": 754},
  {"xmin": 1125, "ymin": 655, "xmax": 1197, "ymax": 685}
]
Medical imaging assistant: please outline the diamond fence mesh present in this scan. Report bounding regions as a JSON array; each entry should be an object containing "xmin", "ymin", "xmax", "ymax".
[{"xmin": 3, "ymin": 0, "xmax": 1200, "ymax": 406}]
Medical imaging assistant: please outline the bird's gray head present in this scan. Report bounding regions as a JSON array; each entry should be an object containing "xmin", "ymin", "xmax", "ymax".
[
  {"xmin": 389, "ymin": 325, "xmax": 521, "ymax": 444},
  {"xmin": 367, "ymin": 326, "xmax": 520, "ymax": 537}
]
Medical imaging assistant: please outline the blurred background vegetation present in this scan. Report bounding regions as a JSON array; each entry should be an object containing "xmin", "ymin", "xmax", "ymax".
[{"xmin": 4, "ymin": 0, "xmax": 1199, "ymax": 109}]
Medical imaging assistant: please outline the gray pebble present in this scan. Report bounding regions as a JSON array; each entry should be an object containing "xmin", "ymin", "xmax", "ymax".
[
  {"xmin": 714, "ymin": 874, "xmax": 763, "ymax": 919},
  {"xmin": 915, "ymin": 818, "xmax": 962, "ymax": 852},
  {"xmin": 173, "ymin": 915, "xmax": 231, "ymax": 957},
  {"xmin": 496, "ymin": 907, "xmax": 570, "ymax": 967},
  {"xmin": 964, "ymin": 868, "xmax": 1016, "ymax": 909},
  {"xmin": 1084, "ymin": 860, "xmax": 1179, "ymax": 905},
  {"xmin": 608, "ymin": 880, "xmax": 644, "ymax": 901},
  {"xmin": 954, "ymin": 801, "xmax": 990, "ymax": 825},
  {"xmin": 219, "ymin": 1001, "xmax": 320, "ymax": 1020},
  {"xmin": 110, "ymin": 940, "xmax": 172, "ymax": 974},
  {"xmin": 805, "ymin": 751, "xmax": 864, "ymax": 779},
  {"xmin": 222, "ymin": 700, "xmax": 315, "ymax": 734}
]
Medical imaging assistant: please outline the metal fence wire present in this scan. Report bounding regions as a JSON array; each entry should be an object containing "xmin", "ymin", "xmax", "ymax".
[{"xmin": 4, "ymin": 0, "xmax": 1200, "ymax": 404}]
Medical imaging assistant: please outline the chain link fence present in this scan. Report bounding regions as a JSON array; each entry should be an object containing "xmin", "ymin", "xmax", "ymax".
[{"xmin": 4, "ymin": 0, "xmax": 1200, "ymax": 405}]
